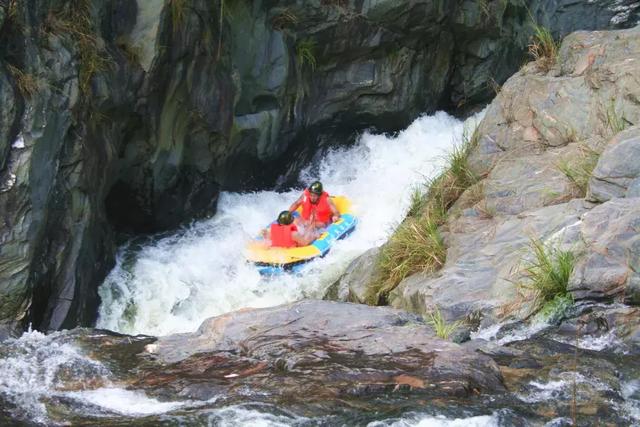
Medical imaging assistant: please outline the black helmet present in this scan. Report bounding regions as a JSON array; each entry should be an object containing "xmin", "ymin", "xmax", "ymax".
[
  {"xmin": 277, "ymin": 210, "xmax": 294, "ymax": 225},
  {"xmin": 309, "ymin": 181, "xmax": 323, "ymax": 195}
]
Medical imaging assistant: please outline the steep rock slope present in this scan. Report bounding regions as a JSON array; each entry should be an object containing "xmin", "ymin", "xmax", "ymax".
[{"xmin": 332, "ymin": 26, "xmax": 640, "ymax": 327}]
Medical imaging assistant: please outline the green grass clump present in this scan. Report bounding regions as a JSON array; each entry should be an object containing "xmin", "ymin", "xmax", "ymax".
[
  {"xmin": 296, "ymin": 38, "xmax": 317, "ymax": 71},
  {"xmin": 271, "ymin": 8, "xmax": 298, "ymax": 30},
  {"xmin": 170, "ymin": 0, "xmax": 187, "ymax": 31},
  {"xmin": 407, "ymin": 185, "xmax": 427, "ymax": 218},
  {"xmin": 7, "ymin": 64, "xmax": 38, "ymax": 98},
  {"xmin": 606, "ymin": 99, "xmax": 629, "ymax": 136},
  {"xmin": 528, "ymin": 23, "xmax": 559, "ymax": 72},
  {"xmin": 522, "ymin": 238, "xmax": 575, "ymax": 306},
  {"xmin": 557, "ymin": 146, "xmax": 600, "ymax": 197},
  {"xmin": 369, "ymin": 217, "xmax": 446, "ymax": 305},
  {"xmin": 367, "ymin": 127, "xmax": 481, "ymax": 305},
  {"xmin": 50, "ymin": 0, "xmax": 111, "ymax": 95},
  {"xmin": 426, "ymin": 307, "xmax": 462, "ymax": 340}
]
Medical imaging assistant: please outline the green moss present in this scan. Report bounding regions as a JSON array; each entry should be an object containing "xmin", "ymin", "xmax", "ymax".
[{"xmin": 534, "ymin": 293, "xmax": 574, "ymax": 324}]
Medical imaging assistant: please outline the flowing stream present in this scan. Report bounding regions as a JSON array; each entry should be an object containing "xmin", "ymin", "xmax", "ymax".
[
  {"xmin": 96, "ymin": 111, "xmax": 475, "ymax": 336},
  {"xmin": 2, "ymin": 111, "xmax": 638, "ymax": 426}
]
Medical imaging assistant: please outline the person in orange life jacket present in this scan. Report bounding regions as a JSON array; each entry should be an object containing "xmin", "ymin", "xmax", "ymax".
[
  {"xmin": 288, "ymin": 181, "xmax": 340, "ymax": 231},
  {"xmin": 262, "ymin": 210, "xmax": 309, "ymax": 248}
]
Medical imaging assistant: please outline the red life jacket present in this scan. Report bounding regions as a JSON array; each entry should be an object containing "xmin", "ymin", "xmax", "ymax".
[
  {"xmin": 301, "ymin": 189, "xmax": 332, "ymax": 224},
  {"xmin": 270, "ymin": 223, "xmax": 298, "ymax": 248}
]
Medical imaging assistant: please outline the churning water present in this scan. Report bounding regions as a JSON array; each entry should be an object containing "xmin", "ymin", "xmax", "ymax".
[{"xmin": 96, "ymin": 111, "xmax": 480, "ymax": 336}]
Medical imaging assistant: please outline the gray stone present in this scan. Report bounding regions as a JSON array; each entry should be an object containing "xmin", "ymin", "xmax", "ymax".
[
  {"xmin": 390, "ymin": 201, "xmax": 588, "ymax": 323},
  {"xmin": 588, "ymin": 127, "xmax": 640, "ymax": 202},
  {"xmin": 483, "ymin": 145, "xmax": 580, "ymax": 216},
  {"xmin": 325, "ymin": 247, "xmax": 380, "ymax": 304},
  {"xmin": 626, "ymin": 178, "xmax": 640, "ymax": 198},
  {"xmin": 569, "ymin": 198, "xmax": 640, "ymax": 303},
  {"xmin": 148, "ymin": 300, "xmax": 506, "ymax": 397}
]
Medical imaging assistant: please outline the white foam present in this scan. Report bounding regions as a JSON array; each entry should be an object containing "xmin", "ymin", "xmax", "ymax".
[
  {"xmin": 97, "ymin": 111, "xmax": 485, "ymax": 336},
  {"xmin": 207, "ymin": 405, "xmax": 307, "ymax": 427},
  {"xmin": 66, "ymin": 387, "xmax": 186, "ymax": 416},
  {"xmin": 0, "ymin": 331, "xmax": 111, "ymax": 423},
  {"xmin": 551, "ymin": 328, "xmax": 626, "ymax": 352},
  {"xmin": 368, "ymin": 412, "xmax": 499, "ymax": 427},
  {"xmin": 471, "ymin": 319, "xmax": 550, "ymax": 346},
  {"xmin": 11, "ymin": 134, "xmax": 24, "ymax": 149},
  {"xmin": 518, "ymin": 372, "xmax": 610, "ymax": 404}
]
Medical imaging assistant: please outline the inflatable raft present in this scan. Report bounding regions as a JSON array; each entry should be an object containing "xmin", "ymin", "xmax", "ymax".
[{"xmin": 245, "ymin": 196, "xmax": 357, "ymax": 275}]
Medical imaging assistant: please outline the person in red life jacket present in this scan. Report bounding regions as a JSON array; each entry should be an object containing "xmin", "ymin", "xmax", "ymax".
[
  {"xmin": 263, "ymin": 210, "xmax": 309, "ymax": 248},
  {"xmin": 288, "ymin": 181, "xmax": 340, "ymax": 230}
]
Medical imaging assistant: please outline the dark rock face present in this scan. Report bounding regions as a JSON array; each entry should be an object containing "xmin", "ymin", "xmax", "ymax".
[{"xmin": 0, "ymin": 0, "xmax": 638, "ymax": 336}]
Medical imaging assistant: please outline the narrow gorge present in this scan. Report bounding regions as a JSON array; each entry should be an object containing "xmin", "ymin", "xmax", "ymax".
[{"xmin": 1, "ymin": 0, "xmax": 640, "ymax": 425}]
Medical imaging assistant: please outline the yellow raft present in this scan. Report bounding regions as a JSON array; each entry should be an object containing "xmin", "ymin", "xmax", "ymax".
[{"xmin": 245, "ymin": 196, "xmax": 357, "ymax": 274}]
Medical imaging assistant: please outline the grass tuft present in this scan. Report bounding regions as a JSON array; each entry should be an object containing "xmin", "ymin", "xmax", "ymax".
[
  {"xmin": 606, "ymin": 99, "xmax": 629, "ymax": 136},
  {"xmin": 271, "ymin": 8, "xmax": 298, "ymax": 30},
  {"xmin": 367, "ymin": 126, "xmax": 481, "ymax": 305},
  {"xmin": 425, "ymin": 306, "xmax": 462, "ymax": 340},
  {"xmin": 521, "ymin": 238, "xmax": 575, "ymax": 307},
  {"xmin": 7, "ymin": 64, "xmax": 38, "ymax": 98},
  {"xmin": 49, "ymin": 0, "xmax": 111, "ymax": 95},
  {"xmin": 557, "ymin": 145, "xmax": 600, "ymax": 197},
  {"xmin": 528, "ymin": 23, "xmax": 559, "ymax": 72},
  {"xmin": 296, "ymin": 38, "xmax": 317, "ymax": 71},
  {"xmin": 407, "ymin": 185, "xmax": 427, "ymax": 218}
]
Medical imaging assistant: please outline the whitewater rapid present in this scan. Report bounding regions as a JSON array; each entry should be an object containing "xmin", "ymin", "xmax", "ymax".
[{"xmin": 96, "ymin": 111, "xmax": 480, "ymax": 336}]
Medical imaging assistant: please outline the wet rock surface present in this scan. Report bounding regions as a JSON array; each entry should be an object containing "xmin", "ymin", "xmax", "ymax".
[
  {"xmin": 147, "ymin": 301, "xmax": 505, "ymax": 399},
  {"xmin": 1, "ymin": 301, "xmax": 639, "ymax": 425},
  {"xmin": 325, "ymin": 247, "xmax": 380, "ymax": 303}
]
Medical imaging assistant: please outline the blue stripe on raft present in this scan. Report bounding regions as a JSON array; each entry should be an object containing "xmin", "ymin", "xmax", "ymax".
[{"xmin": 256, "ymin": 214, "xmax": 358, "ymax": 275}]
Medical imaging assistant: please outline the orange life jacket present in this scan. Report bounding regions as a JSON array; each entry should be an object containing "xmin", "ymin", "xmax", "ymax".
[
  {"xmin": 270, "ymin": 223, "xmax": 298, "ymax": 248},
  {"xmin": 301, "ymin": 189, "xmax": 332, "ymax": 224}
]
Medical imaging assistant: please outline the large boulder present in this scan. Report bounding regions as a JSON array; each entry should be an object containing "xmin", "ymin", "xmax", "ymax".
[
  {"xmin": 588, "ymin": 127, "xmax": 640, "ymax": 202},
  {"xmin": 147, "ymin": 300, "xmax": 506, "ymax": 400},
  {"xmin": 390, "ymin": 200, "xmax": 587, "ymax": 324},
  {"xmin": 324, "ymin": 246, "xmax": 381, "ymax": 303},
  {"xmin": 569, "ymin": 198, "xmax": 640, "ymax": 304},
  {"xmin": 384, "ymin": 27, "xmax": 640, "ymax": 323}
]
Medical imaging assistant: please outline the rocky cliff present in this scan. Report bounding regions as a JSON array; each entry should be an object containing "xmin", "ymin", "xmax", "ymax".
[
  {"xmin": 0, "ymin": 0, "xmax": 638, "ymax": 336},
  {"xmin": 331, "ymin": 26, "xmax": 640, "ymax": 332}
]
